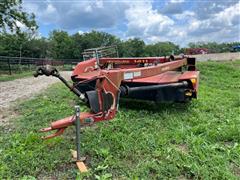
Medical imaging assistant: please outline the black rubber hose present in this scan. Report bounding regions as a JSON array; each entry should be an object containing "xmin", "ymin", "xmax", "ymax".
[
  {"xmin": 34, "ymin": 66, "xmax": 86, "ymax": 102},
  {"xmin": 120, "ymin": 81, "xmax": 188, "ymax": 96}
]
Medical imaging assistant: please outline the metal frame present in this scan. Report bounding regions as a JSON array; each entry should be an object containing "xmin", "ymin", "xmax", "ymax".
[
  {"xmin": 82, "ymin": 45, "xmax": 119, "ymax": 62},
  {"xmin": 35, "ymin": 56, "xmax": 199, "ymax": 139}
]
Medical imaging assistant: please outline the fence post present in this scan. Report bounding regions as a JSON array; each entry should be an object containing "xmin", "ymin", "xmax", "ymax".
[
  {"xmin": 27, "ymin": 59, "xmax": 30, "ymax": 70},
  {"xmin": 8, "ymin": 58, "xmax": 12, "ymax": 75}
]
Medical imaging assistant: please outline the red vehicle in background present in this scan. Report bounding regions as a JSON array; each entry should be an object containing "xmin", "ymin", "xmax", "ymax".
[{"xmin": 186, "ymin": 48, "xmax": 208, "ymax": 55}]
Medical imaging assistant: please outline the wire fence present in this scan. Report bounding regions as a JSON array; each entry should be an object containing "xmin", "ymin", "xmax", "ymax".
[{"xmin": 0, "ymin": 56, "xmax": 81, "ymax": 75}]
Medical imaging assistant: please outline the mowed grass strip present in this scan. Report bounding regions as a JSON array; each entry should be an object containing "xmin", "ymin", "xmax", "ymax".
[
  {"xmin": 0, "ymin": 60, "xmax": 239, "ymax": 179},
  {"xmin": 0, "ymin": 64, "xmax": 71, "ymax": 82},
  {"xmin": 0, "ymin": 71, "xmax": 33, "ymax": 82}
]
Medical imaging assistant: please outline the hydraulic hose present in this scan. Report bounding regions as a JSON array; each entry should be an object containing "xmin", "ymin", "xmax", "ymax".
[{"xmin": 34, "ymin": 66, "xmax": 86, "ymax": 101}]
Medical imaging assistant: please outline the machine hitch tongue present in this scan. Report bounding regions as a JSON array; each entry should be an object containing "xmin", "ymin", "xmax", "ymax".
[
  {"xmin": 38, "ymin": 105, "xmax": 83, "ymax": 147},
  {"xmin": 39, "ymin": 127, "xmax": 66, "ymax": 139},
  {"xmin": 39, "ymin": 115, "xmax": 76, "ymax": 139}
]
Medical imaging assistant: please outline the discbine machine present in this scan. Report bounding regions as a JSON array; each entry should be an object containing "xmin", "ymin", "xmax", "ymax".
[{"xmin": 34, "ymin": 46, "xmax": 199, "ymax": 160}]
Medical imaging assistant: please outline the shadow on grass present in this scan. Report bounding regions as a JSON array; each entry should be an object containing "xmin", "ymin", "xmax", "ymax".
[
  {"xmin": 119, "ymin": 98, "xmax": 190, "ymax": 114},
  {"xmin": 73, "ymin": 96, "xmax": 191, "ymax": 115}
]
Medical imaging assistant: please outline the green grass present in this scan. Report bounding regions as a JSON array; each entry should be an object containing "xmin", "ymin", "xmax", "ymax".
[
  {"xmin": 0, "ymin": 60, "xmax": 240, "ymax": 179},
  {"xmin": 0, "ymin": 71, "xmax": 34, "ymax": 82},
  {"xmin": 0, "ymin": 65, "xmax": 71, "ymax": 82}
]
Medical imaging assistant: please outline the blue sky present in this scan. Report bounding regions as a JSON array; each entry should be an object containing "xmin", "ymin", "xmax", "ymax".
[{"xmin": 23, "ymin": 0, "xmax": 240, "ymax": 46}]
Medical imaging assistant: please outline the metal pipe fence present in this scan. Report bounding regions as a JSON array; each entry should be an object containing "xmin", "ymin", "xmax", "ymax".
[{"xmin": 0, "ymin": 56, "xmax": 81, "ymax": 75}]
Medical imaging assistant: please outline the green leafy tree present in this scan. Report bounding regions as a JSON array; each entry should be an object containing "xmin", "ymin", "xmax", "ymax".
[
  {"xmin": 71, "ymin": 33, "xmax": 84, "ymax": 59},
  {"xmin": 121, "ymin": 38, "xmax": 145, "ymax": 57},
  {"xmin": 144, "ymin": 42, "xmax": 180, "ymax": 57},
  {"xmin": 0, "ymin": 0, "xmax": 38, "ymax": 33},
  {"xmin": 0, "ymin": 32, "xmax": 29, "ymax": 56},
  {"xmin": 71, "ymin": 31, "xmax": 121, "ymax": 59},
  {"xmin": 80, "ymin": 30, "xmax": 121, "ymax": 49},
  {"xmin": 49, "ymin": 30, "xmax": 74, "ymax": 59},
  {"xmin": 25, "ymin": 37, "xmax": 49, "ymax": 58}
]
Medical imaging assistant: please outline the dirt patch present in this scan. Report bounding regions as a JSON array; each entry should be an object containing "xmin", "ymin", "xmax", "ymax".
[
  {"xmin": 176, "ymin": 144, "xmax": 189, "ymax": 154},
  {"xmin": 0, "ymin": 71, "xmax": 72, "ymax": 126},
  {"xmin": 230, "ymin": 163, "xmax": 240, "ymax": 177},
  {"xmin": 0, "ymin": 107, "xmax": 18, "ymax": 129},
  {"xmin": 177, "ymin": 175, "xmax": 188, "ymax": 180}
]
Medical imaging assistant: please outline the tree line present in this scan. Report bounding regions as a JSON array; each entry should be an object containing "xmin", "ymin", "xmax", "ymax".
[
  {"xmin": 0, "ymin": 30, "xmax": 239, "ymax": 60},
  {"xmin": 0, "ymin": 1, "xmax": 239, "ymax": 60},
  {"xmin": 0, "ymin": 30, "xmax": 181, "ymax": 59}
]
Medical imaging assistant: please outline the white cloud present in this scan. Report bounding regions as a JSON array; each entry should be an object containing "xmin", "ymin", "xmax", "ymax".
[
  {"xmin": 22, "ymin": 0, "xmax": 240, "ymax": 46},
  {"xmin": 186, "ymin": 2, "xmax": 240, "ymax": 36},
  {"xmin": 125, "ymin": 2, "xmax": 174, "ymax": 41},
  {"xmin": 84, "ymin": 5, "xmax": 93, "ymax": 12},
  {"xmin": 174, "ymin": 11, "xmax": 195, "ymax": 20},
  {"xmin": 215, "ymin": 2, "xmax": 240, "ymax": 26},
  {"xmin": 170, "ymin": 0, "xmax": 185, "ymax": 3},
  {"xmin": 165, "ymin": 2, "xmax": 240, "ymax": 45},
  {"xmin": 46, "ymin": 4, "xmax": 56, "ymax": 14},
  {"xmin": 23, "ymin": 0, "xmax": 129, "ymax": 29},
  {"xmin": 24, "ymin": 1, "xmax": 58, "ymax": 24},
  {"xmin": 16, "ymin": 21, "xmax": 25, "ymax": 29},
  {"xmin": 78, "ymin": 30, "xmax": 84, "ymax": 34},
  {"xmin": 96, "ymin": 0, "xmax": 104, "ymax": 8}
]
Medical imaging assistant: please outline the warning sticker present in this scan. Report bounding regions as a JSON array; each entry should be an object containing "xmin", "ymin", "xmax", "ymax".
[
  {"xmin": 133, "ymin": 71, "xmax": 141, "ymax": 77},
  {"xmin": 124, "ymin": 72, "xmax": 134, "ymax": 80}
]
